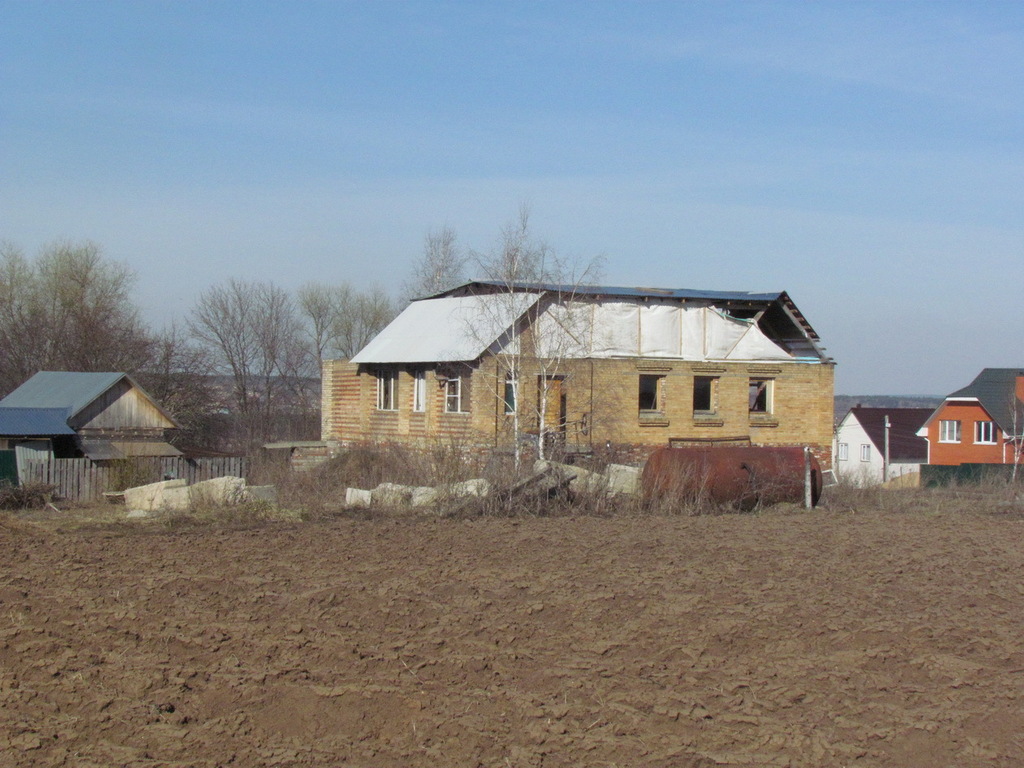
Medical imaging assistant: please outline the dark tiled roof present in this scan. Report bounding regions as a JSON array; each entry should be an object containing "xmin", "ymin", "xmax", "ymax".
[
  {"xmin": 848, "ymin": 407, "xmax": 932, "ymax": 462},
  {"xmin": 0, "ymin": 407, "xmax": 75, "ymax": 436},
  {"xmin": 947, "ymin": 368, "xmax": 1024, "ymax": 436}
]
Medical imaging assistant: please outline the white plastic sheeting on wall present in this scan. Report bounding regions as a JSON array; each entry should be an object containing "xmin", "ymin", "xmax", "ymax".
[
  {"xmin": 536, "ymin": 299, "xmax": 793, "ymax": 361},
  {"xmin": 352, "ymin": 293, "xmax": 794, "ymax": 364}
]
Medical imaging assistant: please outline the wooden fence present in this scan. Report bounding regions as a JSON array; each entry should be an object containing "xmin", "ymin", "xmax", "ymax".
[{"xmin": 20, "ymin": 457, "xmax": 249, "ymax": 503}]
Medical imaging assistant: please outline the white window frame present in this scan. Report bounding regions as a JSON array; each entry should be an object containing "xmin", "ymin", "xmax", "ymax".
[
  {"xmin": 748, "ymin": 378, "xmax": 773, "ymax": 414},
  {"xmin": 412, "ymin": 370, "xmax": 426, "ymax": 413},
  {"xmin": 939, "ymin": 419, "xmax": 962, "ymax": 443},
  {"xmin": 503, "ymin": 371, "xmax": 517, "ymax": 415},
  {"xmin": 837, "ymin": 442, "xmax": 849, "ymax": 461},
  {"xmin": 445, "ymin": 376, "xmax": 466, "ymax": 414},
  {"xmin": 376, "ymin": 370, "xmax": 397, "ymax": 411},
  {"xmin": 974, "ymin": 420, "xmax": 996, "ymax": 444},
  {"xmin": 860, "ymin": 444, "xmax": 871, "ymax": 462}
]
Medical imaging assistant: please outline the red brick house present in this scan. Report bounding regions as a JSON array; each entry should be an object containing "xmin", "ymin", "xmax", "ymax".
[{"xmin": 919, "ymin": 369, "xmax": 1024, "ymax": 465}]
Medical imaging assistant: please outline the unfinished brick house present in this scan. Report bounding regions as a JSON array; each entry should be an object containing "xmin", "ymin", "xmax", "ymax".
[{"xmin": 321, "ymin": 281, "xmax": 835, "ymax": 463}]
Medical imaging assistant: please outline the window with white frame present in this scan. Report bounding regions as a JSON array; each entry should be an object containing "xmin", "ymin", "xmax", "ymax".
[
  {"xmin": 445, "ymin": 375, "xmax": 467, "ymax": 413},
  {"xmin": 748, "ymin": 378, "xmax": 773, "ymax": 414},
  {"xmin": 974, "ymin": 420, "xmax": 996, "ymax": 444},
  {"xmin": 860, "ymin": 444, "xmax": 871, "ymax": 461},
  {"xmin": 837, "ymin": 442, "xmax": 849, "ymax": 461},
  {"xmin": 412, "ymin": 370, "xmax": 427, "ymax": 413},
  {"xmin": 503, "ymin": 371, "xmax": 517, "ymax": 415},
  {"xmin": 939, "ymin": 419, "xmax": 962, "ymax": 443},
  {"xmin": 376, "ymin": 370, "xmax": 397, "ymax": 411}
]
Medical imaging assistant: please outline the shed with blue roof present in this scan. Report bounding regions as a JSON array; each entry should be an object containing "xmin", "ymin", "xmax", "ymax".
[{"xmin": 0, "ymin": 371, "xmax": 180, "ymax": 470}]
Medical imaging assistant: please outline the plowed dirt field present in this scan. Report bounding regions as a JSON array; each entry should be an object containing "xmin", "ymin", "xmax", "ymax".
[{"xmin": 2, "ymin": 508, "xmax": 1023, "ymax": 767}]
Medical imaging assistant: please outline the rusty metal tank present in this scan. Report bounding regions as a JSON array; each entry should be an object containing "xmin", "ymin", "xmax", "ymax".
[{"xmin": 641, "ymin": 445, "xmax": 822, "ymax": 510}]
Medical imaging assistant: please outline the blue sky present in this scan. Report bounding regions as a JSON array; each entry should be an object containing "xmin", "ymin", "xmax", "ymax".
[{"xmin": 2, "ymin": 1, "xmax": 1022, "ymax": 395}]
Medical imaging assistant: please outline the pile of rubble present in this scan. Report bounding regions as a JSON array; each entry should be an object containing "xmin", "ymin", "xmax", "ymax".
[{"xmin": 344, "ymin": 459, "xmax": 641, "ymax": 512}]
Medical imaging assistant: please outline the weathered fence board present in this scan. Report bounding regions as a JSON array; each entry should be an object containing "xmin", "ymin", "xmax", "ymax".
[{"xmin": 21, "ymin": 457, "xmax": 249, "ymax": 503}]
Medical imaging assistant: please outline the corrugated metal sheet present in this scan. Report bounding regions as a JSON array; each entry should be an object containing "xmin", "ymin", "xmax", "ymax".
[
  {"xmin": 0, "ymin": 371, "xmax": 125, "ymax": 414},
  {"xmin": 0, "ymin": 371, "xmax": 179, "ymax": 429},
  {"xmin": 430, "ymin": 280, "xmax": 783, "ymax": 303},
  {"xmin": 0, "ymin": 407, "xmax": 75, "ymax": 436},
  {"xmin": 351, "ymin": 293, "xmax": 540, "ymax": 364}
]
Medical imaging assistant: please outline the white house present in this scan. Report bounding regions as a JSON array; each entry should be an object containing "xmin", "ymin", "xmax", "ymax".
[{"xmin": 834, "ymin": 407, "xmax": 930, "ymax": 486}]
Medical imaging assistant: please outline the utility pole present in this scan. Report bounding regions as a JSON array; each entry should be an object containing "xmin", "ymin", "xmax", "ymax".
[{"xmin": 883, "ymin": 414, "xmax": 891, "ymax": 484}]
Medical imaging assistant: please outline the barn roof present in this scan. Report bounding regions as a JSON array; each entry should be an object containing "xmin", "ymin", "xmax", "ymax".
[
  {"xmin": 0, "ymin": 407, "xmax": 76, "ymax": 437},
  {"xmin": 0, "ymin": 371, "xmax": 179, "ymax": 431},
  {"xmin": 0, "ymin": 371, "xmax": 129, "ymax": 416}
]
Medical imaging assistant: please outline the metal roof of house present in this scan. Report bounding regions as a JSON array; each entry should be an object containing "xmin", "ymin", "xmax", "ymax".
[
  {"xmin": 351, "ymin": 293, "xmax": 540, "ymax": 364},
  {"xmin": 433, "ymin": 282, "xmax": 826, "ymax": 350},
  {"xmin": 844, "ymin": 407, "xmax": 931, "ymax": 463},
  {"xmin": 435, "ymin": 280, "xmax": 785, "ymax": 304},
  {"xmin": 0, "ymin": 407, "xmax": 76, "ymax": 436},
  {"xmin": 0, "ymin": 371, "xmax": 179, "ymax": 430},
  {"xmin": 944, "ymin": 368, "xmax": 1024, "ymax": 435},
  {"xmin": 0, "ymin": 371, "xmax": 129, "ymax": 415}
]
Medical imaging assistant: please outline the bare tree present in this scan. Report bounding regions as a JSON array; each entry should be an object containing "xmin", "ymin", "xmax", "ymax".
[
  {"xmin": 189, "ymin": 279, "xmax": 307, "ymax": 449},
  {"xmin": 297, "ymin": 283, "xmax": 339, "ymax": 370},
  {"xmin": 135, "ymin": 324, "xmax": 221, "ymax": 450},
  {"xmin": 0, "ymin": 241, "xmax": 152, "ymax": 395},
  {"xmin": 330, "ymin": 284, "xmax": 397, "ymax": 359},
  {"xmin": 403, "ymin": 225, "xmax": 466, "ymax": 303},
  {"xmin": 296, "ymin": 281, "xmax": 398, "ymax": 363},
  {"xmin": 470, "ymin": 206, "xmax": 603, "ymax": 466}
]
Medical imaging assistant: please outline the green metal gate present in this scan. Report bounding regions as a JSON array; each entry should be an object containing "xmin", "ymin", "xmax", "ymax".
[{"xmin": 0, "ymin": 450, "xmax": 17, "ymax": 486}]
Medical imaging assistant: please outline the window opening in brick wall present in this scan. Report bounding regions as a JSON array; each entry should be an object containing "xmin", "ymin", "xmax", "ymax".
[
  {"xmin": 376, "ymin": 370, "xmax": 397, "ymax": 411},
  {"xmin": 748, "ymin": 378, "xmax": 773, "ymax": 413},
  {"xmin": 693, "ymin": 376, "xmax": 718, "ymax": 414},
  {"xmin": 412, "ymin": 370, "xmax": 426, "ymax": 412},
  {"xmin": 445, "ymin": 376, "xmax": 467, "ymax": 413},
  {"xmin": 638, "ymin": 374, "xmax": 663, "ymax": 413},
  {"xmin": 503, "ymin": 371, "xmax": 517, "ymax": 414}
]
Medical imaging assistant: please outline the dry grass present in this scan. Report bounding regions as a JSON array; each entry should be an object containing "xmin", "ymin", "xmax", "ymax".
[{"xmin": 9, "ymin": 445, "xmax": 1024, "ymax": 528}]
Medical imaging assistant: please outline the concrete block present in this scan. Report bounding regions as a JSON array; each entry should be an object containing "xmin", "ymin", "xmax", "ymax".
[
  {"xmin": 411, "ymin": 486, "xmax": 441, "ymax": 507},
  {"xmin": 372, "ymin": 482, "xmax": 415, "ymax": 506},
  {"xmin": 123, "ymin": 479, "xmax": 188, "ymax": 512},
  {"xmin": 345, "ymin": 488, "xmax": 372, "ymax": 508},
  {"xmin": 449, "ymin": 478, "xmax": 491, "ymax": 497},
  {"xmin": 605, "ymin": 463, "xmax": 641, "ymax": 496},
  {"xmin": 161, "ymin": 485, "xmax": 192, "ymax": 512},
  {"xmin": 190, "ymin": 476, "xmax": 247, "ymax": 506}
]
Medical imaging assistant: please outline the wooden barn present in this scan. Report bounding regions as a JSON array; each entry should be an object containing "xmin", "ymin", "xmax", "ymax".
[{"xmin": 0, "ymin": 371, "xmax": 181, "ymax": 472}]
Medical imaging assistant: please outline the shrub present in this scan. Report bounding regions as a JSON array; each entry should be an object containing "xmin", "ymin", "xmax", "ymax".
[{"xmin": 0, "ymin": 482, "xmax": 56, "ymax": 510}]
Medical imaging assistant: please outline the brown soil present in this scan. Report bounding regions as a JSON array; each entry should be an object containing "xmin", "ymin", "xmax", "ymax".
[{"xmin": 2, "ymin": 508, "xmax": 1023, "ymax": 767}]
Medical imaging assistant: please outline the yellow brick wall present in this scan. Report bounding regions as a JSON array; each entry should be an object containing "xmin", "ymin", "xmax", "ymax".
[{"xmin": 322, "ymin": 356, "xmax": 835, "ymax": 464}]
